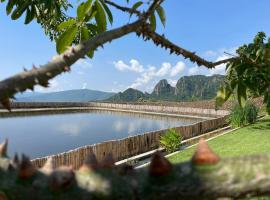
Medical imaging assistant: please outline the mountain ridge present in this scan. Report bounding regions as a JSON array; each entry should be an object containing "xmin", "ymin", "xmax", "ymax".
[
  {"xmin": 106, "ymin": 74, "xmax": 225, "ymax": 102},
  {"xmin": 16, "ymin": 89, "xmax": 115, "ymax": 102}
]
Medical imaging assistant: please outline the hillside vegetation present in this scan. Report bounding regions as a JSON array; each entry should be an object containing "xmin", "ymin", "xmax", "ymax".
[
  {"xmin": 16, "ymin": 89, "xmax": 115, "ymax": 102},
  {"xmin": 107, "ymin": 75, "xmax": 225, "ymax": 102}
]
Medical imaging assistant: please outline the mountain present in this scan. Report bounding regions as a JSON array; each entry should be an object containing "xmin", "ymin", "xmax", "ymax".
[
  {"xmin": 16, "ymin": 89, "xmax": 115, "ymax": 102},
  {"xmin": 106, "ymin": 88, "xmax": 148, "ymax": 102},
  {"xmin": 106, "ymin": 75, "xmax": 225, "ymax": 102},
  {"xmin": 151, "ymin": 79, "xmax": 176, "ymax": 100},
  {"xmin": 174, "ymin": 74, "xmax": 224, "ymax": 100}
]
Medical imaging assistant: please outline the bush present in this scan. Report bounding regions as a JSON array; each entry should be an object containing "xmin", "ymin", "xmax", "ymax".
[
  {"xmin": 160, "ymin": 129, "xmax": 182, "ymax": 153},
  {"xmin": 229, "ymin": 102, "xmax": 258, "ymax": 128}
]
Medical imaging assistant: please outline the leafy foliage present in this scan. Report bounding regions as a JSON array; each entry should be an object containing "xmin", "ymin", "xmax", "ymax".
[
  {"xmin": 56, "ymin": 0, "xmax": 114, "ymax": 57},
  {"xmin": 216, "ymin": 32, "xmax": 270, "ymax": 114},
  {"xmin": 2, "ymin": 0, "xmax": 72, "ymax": 40},
  {"xmin": 160, "ymin": 129, "xmax": 182, "ymax": 153},
  {"xmin": 228, "ymin": 102, "xmax": 258, "ymax": 128},
  {"xmin": 1, "ymin": 0, "xmax": 166, "ymax": 58},
  {"xmin": 108, "ymin": 75, "xmax": 224, "ymax": 102}
]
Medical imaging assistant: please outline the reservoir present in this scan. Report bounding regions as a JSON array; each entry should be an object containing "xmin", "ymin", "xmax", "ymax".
[{"xmin": 0, "ymin": 110, "xmax": 203, "ymax": 158}]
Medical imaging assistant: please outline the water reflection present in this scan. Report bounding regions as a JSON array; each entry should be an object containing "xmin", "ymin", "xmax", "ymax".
[{"xmin": 0, "ymin": 110, "xmax": 203, "ymax": 159}]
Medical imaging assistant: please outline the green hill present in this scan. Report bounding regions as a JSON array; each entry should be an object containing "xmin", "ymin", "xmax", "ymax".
[
  {"xmin": 16, "ymin": 89, "xmax": 115, "ymax": 102},
  {"xmin": 106, "ymin": 88, "xmax": 148, "ymax": 102}
]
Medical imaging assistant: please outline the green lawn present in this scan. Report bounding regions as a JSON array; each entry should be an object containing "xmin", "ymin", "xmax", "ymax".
[{"xmin": 168, "ymin": 116, "xmax": 270, "ymax": 164}]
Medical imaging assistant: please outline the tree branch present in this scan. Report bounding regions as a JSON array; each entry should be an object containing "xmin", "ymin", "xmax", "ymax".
[
  {"xmin": 104, "ymin": 0, "xmax": 141, "ymax": 16},
  {"xmin": 0, "ymin": 0, "xmax": 164, "ymax": 108},
  {"xmin": 138, "ymin": 26, "xmax": 237, "ymax": 68},
  {"xmin": 104, "ymin": 1, "xmax": 237, "ymax": 69},
  {"xmin": 1, "ymin": 139, "xmax": 270, "ymax": 199}
]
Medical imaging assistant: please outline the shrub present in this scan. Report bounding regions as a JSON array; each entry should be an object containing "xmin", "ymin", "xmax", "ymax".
[
  {"xmin": 229, "ymin": 102, "xmax": 258, "ymax": 128},
  {"xmin": 160, "ymin": 129, "xmax": 182, "ymax": 153}
]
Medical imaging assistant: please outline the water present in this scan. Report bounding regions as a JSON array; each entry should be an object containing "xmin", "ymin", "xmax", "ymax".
[{"xmin": 0, "ymin": 110, "xmax": 203, "ymax": 159}]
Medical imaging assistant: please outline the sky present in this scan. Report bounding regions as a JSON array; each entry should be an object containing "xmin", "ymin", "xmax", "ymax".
[{"xmin": 0, "ymin": 0, "xmax": 270, "ymax": 93}]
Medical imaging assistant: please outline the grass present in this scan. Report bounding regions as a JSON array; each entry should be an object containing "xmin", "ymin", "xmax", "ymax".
[{"xmin": 168, "ymin": 116, "xmax": 270, "ymax": 164}]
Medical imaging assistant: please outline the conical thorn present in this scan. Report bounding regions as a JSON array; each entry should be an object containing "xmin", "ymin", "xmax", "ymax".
[
  {"xmin": 49, "ymin": 166, "xmax": 74, "ymax": 191},
  {"xmin": 79, "ymin": 152, "xmax": 98, "ymax": 172},
  {"xmin": 99, "ymin": 153, "xmax": 115, "ymax": 169},
  {"xmin": 192, "ymin": 138, "xmax": 220, "ymax": 165},
  {"xmin": 42, "ymin": 157, "xmax": 55, "ymax": 174},
  {"xmin": 0, "ymin": 139, "xmax": 8, "ymax": 157},
  {"xmin": 149, "ymin": 152, "xmax": 172, "ymax": 177},
  {"xmin": 1, "ymin": 98, "xmax": 11, "ymax": 112},
  {"xmin": 18, "ymin": 154, "xmax": 36, "ymax": 179}
]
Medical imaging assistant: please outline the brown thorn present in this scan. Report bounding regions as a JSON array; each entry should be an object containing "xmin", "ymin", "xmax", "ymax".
[
  {"xmin": 63, "ymin": 54, "xmax": 69, "ymax": 60},
  {"xmin": 79, "ymin": 153, "xmax": 98, "ymax": 173},
  {"xmin": 49, "ymin": 166, "xmax": 74, "ymax": 191},
  {"xmin": 99, "ymin": 153, "xmax": 115, "ymax": 169},
  {"xmin": 18, "ymin": 154, "xmax": 36, "ymax": 179},
  {"xmin": 192, "ymin": 138, "xmax": 220, "ymax": 165},
  {"xmin": 149, "ymin": 152, "xmax": 172, "ymax": 177},
  {"xmin": 71, "ymin": 48, "xmax": 76, "ymax": 54},
  {"xmin": 1, "ymin": 98, "xmax": 11, "ymax": 112},
  {"xmin": 12, "ymin": 153, "xmax": 19, "ymax": 166},
  {"xmin": 118, "ymin": 163, "xmax": 134, "ymax": 176},
  {"xmin": 42, "ymin": 157, "xmax": 55, "ymax": 174},
  {"xmin": 63, "ymin": 66, "xmax": 71, "ymax": 72},
  {"xmin": 0, "ymin": 191, "xmax": 8, "ymax": 200},
  {"xmin": 0, "ymin": 139, "xmax": 8, "ymax": 157}
]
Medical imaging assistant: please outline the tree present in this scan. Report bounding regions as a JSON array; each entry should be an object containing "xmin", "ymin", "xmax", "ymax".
[{"xmin": 0, "ymin": 0, "xmax": 253, "ymax": 111}]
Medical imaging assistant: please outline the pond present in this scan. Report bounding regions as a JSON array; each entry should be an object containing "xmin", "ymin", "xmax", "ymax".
[{"xmin": 0, "ymin": 110, "xmax": 204, "ymax": 159}]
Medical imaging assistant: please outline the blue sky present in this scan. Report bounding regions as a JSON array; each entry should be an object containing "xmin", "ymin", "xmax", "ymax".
[{"xmin": 0, "ymin": 0, "xmax": 270, "ymax": 93}]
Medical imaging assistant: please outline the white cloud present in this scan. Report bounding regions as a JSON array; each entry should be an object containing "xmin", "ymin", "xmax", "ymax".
[
  {"xmin": 113, "ymin": 59, "xmax": 144, "ymax": 73},
  {"xmin": 155, "ymin": 62, "xmax": 171, "ymax": 76},
  {"xmin": 170, "ymin": 61, "xmax": 185, "ymax": 77},
  {"xmin": 168, "ymin": 79, "xmax": 178, "ymax": 87},
  {"xmin": 128, "ymin": 61, "xmax": 186, "ymax": 90},
  {"xmin": 82, "ymin": 82, "xmax": 87, "ymax": 89},
  {"xmin": 188, "ymin": 66, "xmax": 200, "ymax": 75}
]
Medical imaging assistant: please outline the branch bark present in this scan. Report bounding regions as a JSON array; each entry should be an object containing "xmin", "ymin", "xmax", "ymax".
[
  {"xmin": 138, "ymin": 28, "xmax": 238, "ymax": 68},
  {"xmin": 1, "ymin": 139, "xmax": 270, "ymax": 199}
]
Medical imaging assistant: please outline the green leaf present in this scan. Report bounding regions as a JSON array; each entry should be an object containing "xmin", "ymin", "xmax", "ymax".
[
  {"xmin": 77, "ymin": 3, "xmax": 86, "ymax": 21},
  {"xmin": 57, "ymin": 19, "xmax": 76, "ymax": 32},
  {"xmin": 6, "ymin": 0, "xmax": 16, "ymax": 15},
  {"xmin": 94, "ymin": 1, "xmax": 107, "ymax": 32},
  {"xmin": 80, "ymin": 26, "xmax": 90, "ymax": 41},
  {"xmin": 100, "ymin": 1, "xmax": 113, "ymax": 25},
  {"xmin": 130, "ymin": 1, "xmax": 143, "ymax": 18},
  {"xmin": 87, "ymin": 50, "xmax": 94, "ymax": 59},
  {"xmin": 24, "ymin": 6, "xmax": 35, "ymax": 24},
  {"xmin": 149, "ymin": 13, "xmax": 156, "ymax": 31},
  {"xmin": 215, "ymin": 85, "xmax": 232, "ymax": 109},
  {"xmin": 11, "ymin": 2, "xmax": 30, "ymax": 20},
  {"xmin": 156, "ymin": 6, "xmax": 166, "ymax": 27},
  {"xmin": 77, "ymin": 0, "xmax": 93, "ymax": 22},
  {"xmin": 237, "ymin": 82, "xmax": 247, "ymax": 107},
  {"xmin": 56, "ymin": 25, "xmax": 78, "ymax": 54}
]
